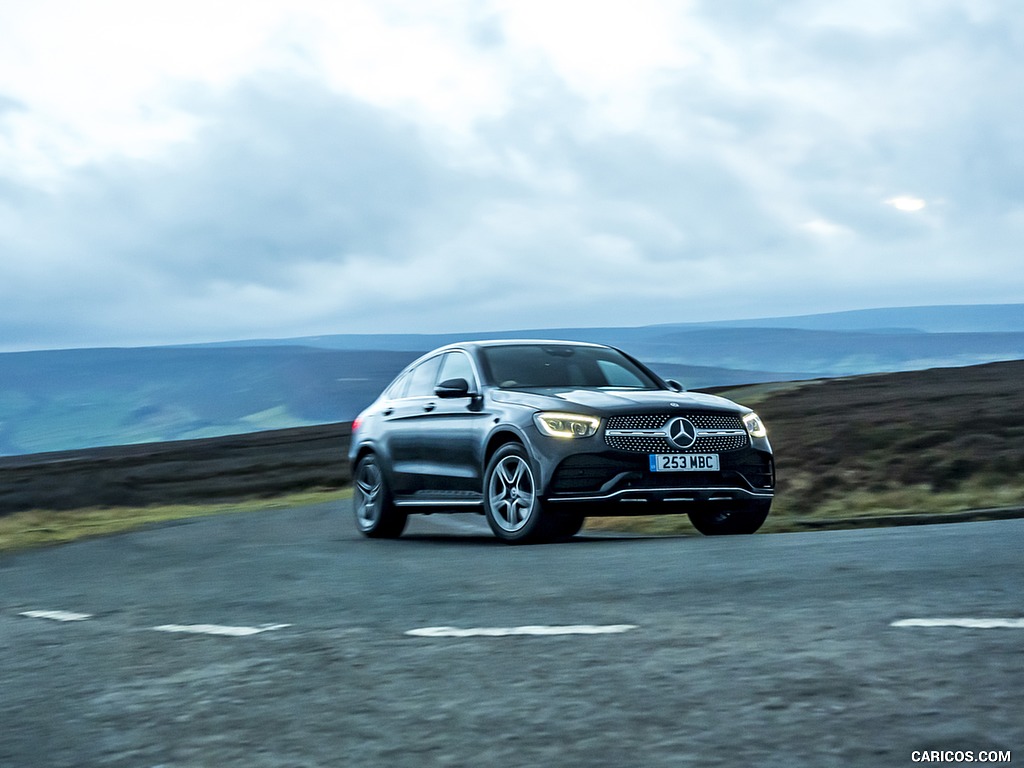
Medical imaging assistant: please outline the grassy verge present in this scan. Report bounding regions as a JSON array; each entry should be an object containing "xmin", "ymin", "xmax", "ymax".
[
  {"xmin": 769, "ymin": 480, "xmax": 1024, "ymax": 524},
  {"xmin": 586, "ymin": 480, "xmax": 1024, "ymax": 535},
  {"xmin": 0, "ymin": 488, "xmax": 351, "ymax": 553}
]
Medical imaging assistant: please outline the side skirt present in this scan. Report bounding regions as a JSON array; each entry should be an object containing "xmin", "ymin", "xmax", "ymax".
[{"xmin": 394, "ymin": 490, "xmax": 484, "ymax": 510}]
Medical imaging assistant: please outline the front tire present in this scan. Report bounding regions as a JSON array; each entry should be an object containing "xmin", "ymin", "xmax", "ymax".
[
  {"xmin": 353, "ymin": 454, "xmax": 407, "ymax": 539},
  {"xmin": 688, "ymin": 502, "xmax": 770, "ymax": 535},
  {"xmin": 548, "ymin": 510, "xmax": 586, "ymax": 541},
  {"xmin": 483, "ymin": 443, "xmax": 548, "ymax": 544}
]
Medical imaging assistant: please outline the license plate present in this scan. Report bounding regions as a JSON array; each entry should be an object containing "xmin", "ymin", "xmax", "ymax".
[{"xmin": 650, "ymin": 454, "xmax": 720, "ymax": 472}]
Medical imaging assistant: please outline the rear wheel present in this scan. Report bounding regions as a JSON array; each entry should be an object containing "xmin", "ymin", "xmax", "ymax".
[
  {"xmin": 353, "ymin": 454, "xmax": 407, "ymax": 539},
  {"xmin": 484, "ymin": 443, "xmax": 548, "ymax": 544},
  {"xmin": 687, "ymin": 502, "xmax": 770, "ymax": 535}
]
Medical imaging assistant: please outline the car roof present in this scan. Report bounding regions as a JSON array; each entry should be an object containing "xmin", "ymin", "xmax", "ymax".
[{"xmin": 440, "ymin": 339, "xmax": 610, "ymax": 352}]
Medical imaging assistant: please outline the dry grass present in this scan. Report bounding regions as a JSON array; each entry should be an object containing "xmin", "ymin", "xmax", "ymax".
[
  {"xmin": 585, "ymin": 480, "xmax": 1024, "ymax": 535},
  {"xmin": 0, "ymin": 489, "xmax": 351, "ymax": 553}
]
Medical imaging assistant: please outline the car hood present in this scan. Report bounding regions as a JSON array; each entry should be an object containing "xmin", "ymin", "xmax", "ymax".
[{"xmin": 490, "ymin": 387, "xmax": 748, "ymax": 414}]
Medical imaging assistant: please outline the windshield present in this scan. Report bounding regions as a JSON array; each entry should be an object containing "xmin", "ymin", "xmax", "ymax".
[{"xmin": 479, "ymin": 344, "xmax": 662, "ymax": 390}]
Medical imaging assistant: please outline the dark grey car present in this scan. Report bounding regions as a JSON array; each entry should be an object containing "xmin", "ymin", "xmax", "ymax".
[{"xmin": 349, "ymin": 340, "xmax": 774, "ymax": 543}]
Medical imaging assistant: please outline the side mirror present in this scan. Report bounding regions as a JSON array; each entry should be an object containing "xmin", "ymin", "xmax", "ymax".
[
  {"xmin": 667, "ymin": 379, "xmax": 685, "ymax": 392},
  {"xmin": 435, "ymin": 377, "xmax": 473, "ymax": 399}
]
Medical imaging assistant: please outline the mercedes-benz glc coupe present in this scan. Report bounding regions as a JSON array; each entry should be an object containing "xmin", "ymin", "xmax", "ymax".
[{"xmin": 349, "ymin": 340, "xmax": 774, "ymax": 543}]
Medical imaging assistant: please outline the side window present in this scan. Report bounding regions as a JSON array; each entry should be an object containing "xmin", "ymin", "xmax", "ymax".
[
  {"xmin": 405, "ymin": 355, "xmax": 443, "ymax": 398},
  {"xmin": 384, "ymin": 371, "xmax": 411, "ymax": 400},
  {"xmin": 437, "ymin": 351, "xmax": 476, "ymax": 388}
]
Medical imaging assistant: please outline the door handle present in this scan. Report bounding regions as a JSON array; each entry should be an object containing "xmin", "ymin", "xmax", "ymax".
[
  {"xmin": 382, "ymin": 408, "xmax": 394, "ymax": 416},
  {"xmin": 423, "ymin": 402, "xmax": 437, "ymax": 412}
]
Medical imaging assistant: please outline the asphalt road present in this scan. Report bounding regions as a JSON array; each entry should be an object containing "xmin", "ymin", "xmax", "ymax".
[{"xmin": 1, "ymin": 503, "xmax": 1021, "ymax": 767}]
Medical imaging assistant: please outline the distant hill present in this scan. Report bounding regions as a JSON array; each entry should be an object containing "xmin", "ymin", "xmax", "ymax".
[
  {"xmin": 1, "ymin": 304, "xmax": 1022, "ymax": 455},
  {"xmin": 688, "ymin": 303, "xmax": 1024, "ymax": 333},
  {"xmin": 196, "ymin": 303, "xmax": 1024, "ymax": 348},
  {"xmin": 0, "ymin": 347, "xmax": 418, "ymax": 455},
  {"xmin": 621, "ymin": 328, "xmax": 1024, "ymax": 376}
]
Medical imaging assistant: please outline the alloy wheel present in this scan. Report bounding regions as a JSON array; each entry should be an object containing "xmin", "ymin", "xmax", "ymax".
[
  {"xmin": 354, "ymin": 459, "xmax": 383, "ymax": 531},
  {"xmin": 488, "ymin": 454, "xmax": 536, "ymax": 533}
]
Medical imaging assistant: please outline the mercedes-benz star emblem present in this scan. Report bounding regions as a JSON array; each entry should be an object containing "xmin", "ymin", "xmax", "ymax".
[{"xmin": 666, "ymin": 417, "xmax": 698, "ymax": 449}]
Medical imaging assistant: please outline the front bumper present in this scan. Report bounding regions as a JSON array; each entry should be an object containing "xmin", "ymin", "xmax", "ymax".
[{"xmin": 541, "ymin": 448, "xmax": 774, "ymax": 514}]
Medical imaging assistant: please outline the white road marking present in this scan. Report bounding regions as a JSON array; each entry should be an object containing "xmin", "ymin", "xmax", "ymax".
[
  {"xmin": 20, "ymin": 610, "xmax": 92, "ymax": 622},
  {"xmin": 406, "ymin": 624, "xmax": 639, "ymax": 638},
  {"xmin": 152, "ymin": 623, "xmax": 292, "ymax": 637},
  {"xmin": 892, "ymin": 618, "xmax": 1024, "ymax": 629}
]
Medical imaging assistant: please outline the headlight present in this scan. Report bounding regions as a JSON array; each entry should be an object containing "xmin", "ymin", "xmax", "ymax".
[
  {"xmin": 533, "ymin": 412, "xmax": 601, "ymax": 439},
  {"xmin": 742, "ymin": 412, "xmax": 767, "ymax": 439}
]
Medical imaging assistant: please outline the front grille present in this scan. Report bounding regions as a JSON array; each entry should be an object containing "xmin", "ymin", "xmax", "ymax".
[
  {"xmin": 606, "ymin": 413, "xmax": 743, "ymax": 431},
  {"xmin": 605, "ymin": 433, "xmax": 749, "ymax": 453},
  {"xmin": 604, "ymin": 412, "xmax": 748, "ymax": 453}
]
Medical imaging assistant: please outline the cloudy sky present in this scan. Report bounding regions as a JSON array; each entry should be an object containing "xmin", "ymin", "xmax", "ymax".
[{"xmin": 1, "ymin": 0, "xmax": 1021, "ymax": 351}]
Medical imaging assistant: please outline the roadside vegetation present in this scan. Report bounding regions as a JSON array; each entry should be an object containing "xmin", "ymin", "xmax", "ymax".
[
  {"xmin": 0, "ymin": 490, "xmax": 350, "ymax": 553},
  {"xmin": 759, "ymin": 361, "xmax": 1024, "ymax": 514}
]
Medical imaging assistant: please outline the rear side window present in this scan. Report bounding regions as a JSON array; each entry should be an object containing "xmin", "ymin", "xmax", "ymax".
[
  {"xmin": 384, "ymin": 371, "xmax": 411, "ymax": 400},
  {"xmin": 405, "ymin": 355, "xmax": 443, "ymax": 397}
]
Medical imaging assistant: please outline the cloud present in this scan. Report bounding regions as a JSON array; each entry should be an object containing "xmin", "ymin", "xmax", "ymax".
[
  {"xmin": 0, "ymin": 75, "xmax": 463, "ymax": 346},
  {"xmin": 886, "ymin": 196, "xmax": 926, "ymax": 212},
  {"xmin": 1, "ymin": 1, "xmax": 1023, "ymax": 350},
  {"xmin": 0, "ymin": 93, "xmax": 24, "ymax": 114}
]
